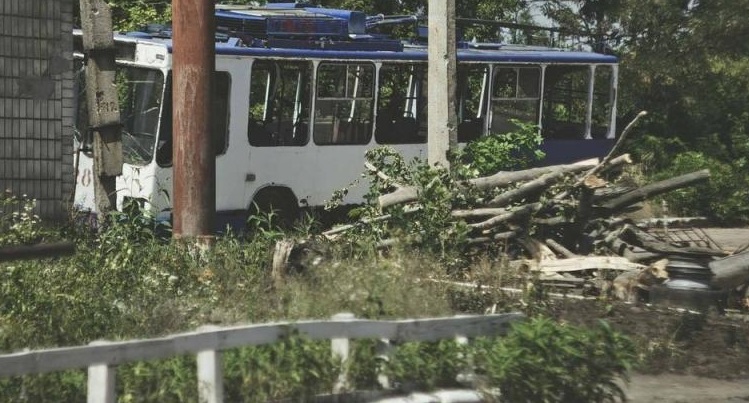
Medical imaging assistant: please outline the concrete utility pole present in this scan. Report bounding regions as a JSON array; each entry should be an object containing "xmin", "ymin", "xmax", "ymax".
[
  {"xmin": 172, "ymin": 0, "xmax": 216, "ymax": 239},
  {"xmin": 79, "ymin": 0, "xmax": 123, "ymax": 213},
  {"xmin": 427, "ymin": 0, "xmax": 458, "ymax": 168}
]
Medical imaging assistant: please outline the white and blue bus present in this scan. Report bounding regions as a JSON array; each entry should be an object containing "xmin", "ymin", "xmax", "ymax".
[{"xmin": 73, "ymin": 2, "xmax": 618, "ymax": 230}]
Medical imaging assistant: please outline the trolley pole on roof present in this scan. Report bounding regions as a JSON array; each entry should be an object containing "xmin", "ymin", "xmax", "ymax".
[
  {"xmin": 427, "ymin": 0, "xmax": 458, "ymax": 168},
  {"xmin": 172, "ymin": 0, "xmax": 216, "ymax": 241}
]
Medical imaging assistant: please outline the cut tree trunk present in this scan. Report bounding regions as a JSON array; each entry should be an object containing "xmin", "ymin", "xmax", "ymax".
[
  {"xmin": 378, "ymin": 162, "xmax": 595, "ymax": 209},
  {"xmin": 599, "ymin": 170, "xmax": 710, "ymax": 214}
]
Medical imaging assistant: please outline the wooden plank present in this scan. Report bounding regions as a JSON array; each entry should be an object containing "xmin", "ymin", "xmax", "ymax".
[
  {"xmin": 0, "ymin": 314, "xmax": 523, "ymax": 377},
  {"xmin": 536, "ymin": 256, "xmax": 645, "ymax": 273}
]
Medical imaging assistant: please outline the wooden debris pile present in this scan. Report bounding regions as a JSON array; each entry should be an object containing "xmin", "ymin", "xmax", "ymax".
[{"xmin": 277, "ymin": 112, "xmax": 749, "ymax": 307}]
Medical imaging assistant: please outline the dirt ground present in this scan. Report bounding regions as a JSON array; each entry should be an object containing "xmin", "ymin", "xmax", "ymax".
[{"xmin": 550, "ymin": 227, "xmax": 749, "ymax": 402}]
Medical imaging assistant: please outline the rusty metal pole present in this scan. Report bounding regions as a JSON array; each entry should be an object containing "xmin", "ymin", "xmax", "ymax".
[
  {"xmin": 172, "ymin": 0, "xmax": 215, "ymax": 240},
  {"xmin": 428, "ymin": 0, "xmax": 458, "ymax": 168}
]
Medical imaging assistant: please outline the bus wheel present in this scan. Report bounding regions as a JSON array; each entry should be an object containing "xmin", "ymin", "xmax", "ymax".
[{"xmin": 248, "ymin": 187, "xmax": 299, "ymax": 230}]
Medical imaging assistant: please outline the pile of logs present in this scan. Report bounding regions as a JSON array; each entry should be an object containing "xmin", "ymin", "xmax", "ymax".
[{"xmin": 276, "ymin": 111, "xmax": 749, "ymax": 306}]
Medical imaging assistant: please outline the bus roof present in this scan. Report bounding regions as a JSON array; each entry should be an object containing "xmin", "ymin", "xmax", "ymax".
[
  {"xmin": 211, "ymin": 43, "xmax": 618, "ymax": 64},
  {"xmin": 109, "ymin": 33, "xmax": 617, "ymax": 65},
  {"xmin": 105, "ymin": 3, "xmax": 618, "ymax": 65}
]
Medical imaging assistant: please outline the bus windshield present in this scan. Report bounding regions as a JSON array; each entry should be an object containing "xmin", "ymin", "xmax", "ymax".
[
  {"xmin": 118, "ymin": 67, "xmax": 165, "ymax": 165},
  {"xmin": 75, "ymin": 64, "xmax": 165, "ymax": 165}
]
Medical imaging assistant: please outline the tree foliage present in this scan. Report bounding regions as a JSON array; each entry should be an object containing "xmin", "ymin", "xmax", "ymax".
[{"xmin": 543, "ymin": 0, "xmax": 749, "ymax": 223}]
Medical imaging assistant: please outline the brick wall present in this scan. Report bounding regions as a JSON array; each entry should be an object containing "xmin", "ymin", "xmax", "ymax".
[{"xmin": 0, "ymin": 0, "xmax": 74, "ymax": 220}]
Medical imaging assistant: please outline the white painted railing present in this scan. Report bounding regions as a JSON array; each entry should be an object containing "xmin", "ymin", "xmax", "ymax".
[{"xmin": 0, "ymin": 312, "xmax": 523, "ymax": 403}]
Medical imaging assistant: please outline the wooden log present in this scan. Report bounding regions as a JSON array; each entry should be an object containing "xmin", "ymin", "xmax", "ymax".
[
  {"xmin": 487, "ymin": 170, "xmax": 572, "ymax": 207},
  {"xmin": 599, "ymin": 169, "xmax": 711, "ymax": 214},
  {"xmin": 365, "ymin": 161, "xmax": 405, "ymax": 189},
  {"xmin": 466, "ymin": 231, "xmax": 518, "ymax": 245},
  {"xmin": 599, "ymin": 153, "xmax": 633, "ymax": 175},
  {"xmin": 322, "ymin": 207, "xmax": 420, "ymax": 238},
  {"xmin": 554, "ymin": 154, "xmax": 632, "ymax": 200},
  {"xmin": 567, "ymin": 186, "xmax": 594, "ymax": 251},
  {"xmin": 378, "ymin": 162, "xmax": 596, "ymax": 209},
  {"xmin": 578, "ymin": 111, "xmax": 646, "ymax": 184},
  {"xmin": 470, "ymin": 162, "xmax": 593, "ymax": 191},
  {"xmin": 532, "ymin": 216, "xmax": 570, "ymax": 226},
  {"xmin": 592, "ymin": 185, "xmax": 637, "ymax": 203},
  {"xmin": 378, "ymin": 188, "xmax": 420, "ymax": 209},
  {"xmin": 709, "ymin": 250, "xmax": 749, "ymax": 290},
  {"xmin": 545, "ymin": 239, "xmax": 577, "ymax": 258},
  {"xmin": 518, "ymin": 237, "xmax": 557, "ymax": 261},
  {"xmin": 468, "ymin": 203, "xmax": 541, "ymax": 230},
  {"xmin": 452, "ymin": 208, "xmax": 510, "ymax": 218},
  {"xmin": 607, "ymin": 237, "xmax": 664, "ymax": 263}
]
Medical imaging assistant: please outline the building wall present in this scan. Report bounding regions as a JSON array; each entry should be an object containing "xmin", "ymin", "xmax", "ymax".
[{"xmin": 0, "ymin": 0, "xmax": 75, "ymax": 220}]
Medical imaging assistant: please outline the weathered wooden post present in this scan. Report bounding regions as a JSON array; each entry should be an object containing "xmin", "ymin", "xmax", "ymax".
[
  {"xmin": 427, "ymin": 0, "xmax": 458, "ymax": 168},
  {"xmin": 78, "ymin": 0, "xmax": 123, "ymax": 214}
]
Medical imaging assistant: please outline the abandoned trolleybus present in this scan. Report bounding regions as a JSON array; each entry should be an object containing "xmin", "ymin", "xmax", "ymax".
[{"xmin": 73, "ymin": 3, "xmax": 619, "ymax": 229}]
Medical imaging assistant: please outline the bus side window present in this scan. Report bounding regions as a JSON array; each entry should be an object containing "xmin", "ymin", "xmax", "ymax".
[
  {"xmin": 489, "ymin": 66, "xmax": 540, "ymax": 135},
  {"xmin": 314, "ymin": 62, "xmax": 374, "ymax": 146},
  {"xmin": 592, "ymin": 65, "xmax": 614, "ymax": 139},
  {"xmin": 213, "ymin": 72, "xmax": 231, "ymax": 154},
  {"xmin": 542, "ymin": 65, "xmax": 590, "ymax": 140},
  {"xmin": 156, "ymin": 72, "xmax": 230, "ymax": 167},
  {"xmin": 248, "ymin": 61, "xmax": 311, "ymax": 147},
  {"xmin": 457, "ymin": 65, "xmax": 489, "ymax": 143},
  {"xmin": 376, "ymin": 63, "xmax": 427, "ymax": 144}
]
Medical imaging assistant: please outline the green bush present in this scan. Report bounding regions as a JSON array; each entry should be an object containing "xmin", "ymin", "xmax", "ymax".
[
  {"xmin": 460, "ymin": 119, "xmax": 546, "ymax": 177},
  {"xmin": 656, "ymin": 151, "xmax": 749, "ymax": 224},
  {"xmin": 344, "ymin": 121, "xmax": 545, "ymax": 259},
  {"xmin": 385, "ymin": 339, "xmax": 468, "ymax": 391},
  {"xmin": 474, "ymin": 317, "xmax": 636, "ymax": 403},
  {"xmin": 0, "ymin": 191, "xmax": 50, "ymax": 246}
]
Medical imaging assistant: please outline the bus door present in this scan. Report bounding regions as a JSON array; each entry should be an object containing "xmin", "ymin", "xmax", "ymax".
[{"xmin": 214, "ymin": 58, "xmax": 249, "ymax": 226}]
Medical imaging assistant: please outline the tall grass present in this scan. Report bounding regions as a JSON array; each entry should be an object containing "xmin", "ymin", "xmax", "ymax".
[{"xmin": 0, "ymin": 196, "xmax": 636, "ymax": 402}]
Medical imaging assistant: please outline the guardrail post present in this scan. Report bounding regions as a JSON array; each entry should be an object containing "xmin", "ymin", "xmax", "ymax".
[
  {"xmin": 331, "ymin": 312, "xmax": 355, "ymax": 393},
  {"xmin": 87, "ymin": 341, "xmax": 115, "ymax": 403},
  {"xmin": 197, "ymin": 326, "xmax": 224, "ymax": 403},
  {"xmin": 376, "ymin": 338, "xmax": 394, "ymax": 390}
]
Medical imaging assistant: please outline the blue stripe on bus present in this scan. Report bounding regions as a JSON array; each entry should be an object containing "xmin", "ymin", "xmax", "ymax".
[{"xmin": 159, "ymin": 43, "xmax": 617, "ymax": 64}]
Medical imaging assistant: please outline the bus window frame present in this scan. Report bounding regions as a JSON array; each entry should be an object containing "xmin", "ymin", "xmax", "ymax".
[
  {"xmin": 247, "ymin": 59, "xmax": 313, "ymax": 147},
  {"xmin": 156, "ymin": 70, "xmax": 232, "ymax": 168},
  {"xmin": 487, "ymin": 64, "xmax": 542, "ymax": 135},
  {"xmin": 313, "ymin": 61, "xmax": 375, "ymax": 146},
  {"xmin": 375, "ymin": 62, "xmax": 428, "ymax": 145}
]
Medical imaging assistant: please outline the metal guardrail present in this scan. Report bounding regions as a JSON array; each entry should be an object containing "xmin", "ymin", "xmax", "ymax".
[{"xmin": 0, "ymin": 312, "xmax": 524, "ymax": 403}]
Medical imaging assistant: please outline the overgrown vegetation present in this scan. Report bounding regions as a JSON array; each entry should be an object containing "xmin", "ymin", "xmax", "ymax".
[
  {"xmin": 0, "ymin": 131, "xmax": 639, "ymax": 401},
  {"xmin": 0, "ymin": 191, "xmax": 53, "ymax": 246},
  {"xmin": 330, "ymin": 125, "xmax": 545, "ymax": 265}
]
